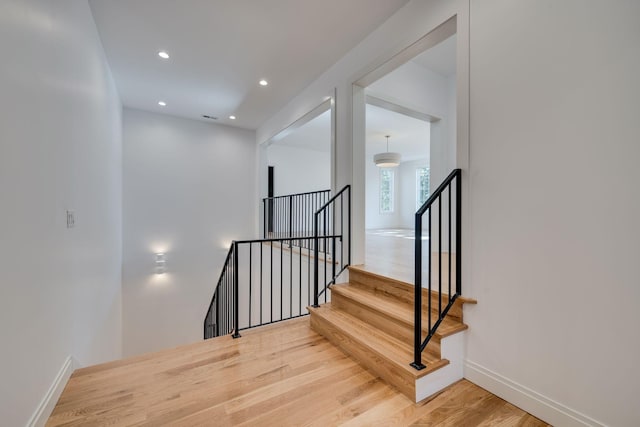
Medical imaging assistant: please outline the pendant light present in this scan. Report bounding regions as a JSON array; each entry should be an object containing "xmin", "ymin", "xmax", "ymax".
[{"xmin": 374, "ymin": 135, "xmax": 401, "ymax": 167}]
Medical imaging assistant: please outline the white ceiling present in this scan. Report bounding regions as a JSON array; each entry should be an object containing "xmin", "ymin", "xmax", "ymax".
[
  {"xmin": 366, "ymin": 104, "xmax": 430, "ymax": 163},
  {"xmin": 88, "ymin": 0, "xmax": 409, "ymax": 130}
]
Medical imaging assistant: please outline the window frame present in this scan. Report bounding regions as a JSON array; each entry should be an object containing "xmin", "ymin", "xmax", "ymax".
[{"xmin": 415, "ymin": 166, "xmax": 430, "ymax": 210}]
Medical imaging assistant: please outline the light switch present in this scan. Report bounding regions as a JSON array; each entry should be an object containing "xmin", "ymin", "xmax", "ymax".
[{"xmin": 66, "ymin": 210, "xmax": 75, "ymax": 228}]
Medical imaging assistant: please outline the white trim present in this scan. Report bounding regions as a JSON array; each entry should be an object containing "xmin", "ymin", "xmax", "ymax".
[
  {"xmin": 365, "ymin": 95, "xmax": 439, "ymax": 123},
  {"xmin": 260, "ymin": 98, "xmax": 332, "ymax": 146},
  {"xmin": 27, "ymin": 356, "xmax": 77, "ymax": 427},
  {"xmin": 464, "ymin": 360, "xmax": 607, "ymax": 427},
  {"xmin": 353, "ymin": 16, "xmax": 457, "ymax": 88}
]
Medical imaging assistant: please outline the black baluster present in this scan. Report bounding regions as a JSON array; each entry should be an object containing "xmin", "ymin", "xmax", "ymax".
[{"xmin": 439, "ymin": 194, "xmax": 442, "ymax": 317}]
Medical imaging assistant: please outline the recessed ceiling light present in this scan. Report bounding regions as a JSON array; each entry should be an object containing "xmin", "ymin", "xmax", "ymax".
[
  {"xmin": 259, "ymin": 79, "xmax": 268, "ymax": 86},
  {"xmin": 229, "ymin": 115, "xmax": 236, "ymax": 120},
  {"xmin": 158, "ymin": 51, "xmax": 170, "ymax": 59},
  {"xmin": 158, "ymin": 101, "xmax": 166, "ymax": 106}
]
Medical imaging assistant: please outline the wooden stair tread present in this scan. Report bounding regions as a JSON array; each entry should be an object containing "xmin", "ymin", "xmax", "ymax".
[
  {"xmin": 309, "ymin": 265, "xmax": 477, "ymax": 402},
  {"xmin": 308, "ymin": 304, "xmax": 446, "ymax": 379},
  {"xmin": 331, "ymin": 283, "xmax": 468, "ymax": 339},
  {"xmin": 349, "ymin": 264, "xmax": 477, "ymax": 305}
]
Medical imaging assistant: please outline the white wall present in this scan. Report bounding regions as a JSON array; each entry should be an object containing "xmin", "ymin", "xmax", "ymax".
[
  {"xmin": 267, "ymin": 145, "xmax": 330, "ymax": 196},
  {"xmin": 0, "ymin": 0, "xmax": 123, "ymax": 425},
  {"xmin": 258, "ymin": 0, "xmax": 640, "ymax": 425},
  {"xmin": 465, "ymin": 1, "xmax": 640, "ymax": 426},
  {"xmin": 122, "ymin": 108, "xmax": 257, "ymax": 357}
]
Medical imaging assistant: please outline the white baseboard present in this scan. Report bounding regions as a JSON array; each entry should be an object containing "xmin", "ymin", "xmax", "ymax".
[
  {"xmin": 27, "ymin": 356, "xmax": 77, "ymax": 427},
  {"xmin": 464, "ymin": 360, "xmax": 606, "ymax": 427}
]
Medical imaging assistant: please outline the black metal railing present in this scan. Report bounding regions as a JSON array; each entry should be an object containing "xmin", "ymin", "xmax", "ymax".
[
  {"xmin": 204, "ymin": 185, "xmax": 350, "ymax": 339},
  {"xmin": 263, "ymin": 189, "xmax": 331, "ymax": 243},
  {"xmin": 313, "ymin": 185, "xmax": 351, "ymax": 307},
  {"xmin": 411, "ymin": 169, "xmax": 461, "ymax": 370},
  {"xmin": 204, "ymin": 245, "xmax": 238, "ymax": 339},
  {"xmin": 204, "ymin": 235, "xmax": 345, "ymax": 339}
]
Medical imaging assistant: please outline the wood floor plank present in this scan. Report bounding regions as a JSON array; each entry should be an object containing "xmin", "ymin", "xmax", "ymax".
[
  {"xmin": 302, "ymin": 378, "xmax": 396, "ymax": 427},
  {"xmin": 233, "ymin": 369, "xmax": 376, "ymax": 426},
  {"xmin": 48, "ymin": 318, "xmax": 548, "ymax": 427}
]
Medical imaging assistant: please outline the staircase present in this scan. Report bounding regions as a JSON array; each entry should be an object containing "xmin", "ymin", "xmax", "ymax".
[
  {"xmin": 309, "ymin": 265, "xmax": 475, "ymax": 402},
  {"xmin": 205, "ymin": 169, "xmax": 475, "ymax": 403}
]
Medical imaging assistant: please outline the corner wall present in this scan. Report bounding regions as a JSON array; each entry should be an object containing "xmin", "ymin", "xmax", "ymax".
[
  {"xmin": 465, "ymin": 1, "xmax": 640, "ymax": 425},
  {"xmin": 0, "ymin": 1, "xmax": 123, "ymax": 425},
  {"xmin": 122, "ymin": 109, "xmax": 257, "ymax": 356}
]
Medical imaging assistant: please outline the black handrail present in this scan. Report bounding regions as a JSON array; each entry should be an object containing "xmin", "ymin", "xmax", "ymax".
[
  {"xmin": 411, "ymin": 169, "xmax": 461, "ymax": 370},
  {"xmin": 234, "ymin": 235, "xmax": 339, "ymax": 244},
  {"xmin": 313, "ymin": 185, "xmax": 351, "ymax": 307},
  {"xmin": 264, "ymin": 189, "xmax": 330, "ymax": 200},
  {"xmin": 263, "ymin": 189, "xmax": 331, "ymax": 242}
]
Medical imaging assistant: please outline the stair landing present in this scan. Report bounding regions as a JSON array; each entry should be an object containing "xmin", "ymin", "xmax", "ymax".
[{"xmin": 309, "ymin": 265, "xmax": 476, "ymax": 402}]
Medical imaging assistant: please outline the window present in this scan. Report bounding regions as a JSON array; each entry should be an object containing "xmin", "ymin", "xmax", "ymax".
[
  {"xmin": 416, "ymin": 167, "xmax": 430, "ymax": 209},
  {"xmin": 379, "ymin": 169, "xmax": 395, "ymax": 213}
]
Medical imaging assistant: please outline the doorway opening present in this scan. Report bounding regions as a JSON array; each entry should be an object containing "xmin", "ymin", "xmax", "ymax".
[
  {"xmin": 258, "ymin": 98, "xmax": 334, "ymax": 237},
  {"xmin": 355, "ymin": 18, "xmax": 458, "ymax": 283}
]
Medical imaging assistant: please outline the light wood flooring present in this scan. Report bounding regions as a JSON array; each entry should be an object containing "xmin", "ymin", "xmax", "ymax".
[
  {"xmin": 48, "ymin": 317, "xmax": 548, "ymax": 426},
  {"xmin": 365, "ymin": 229, "xmax": 452, "ymax": 285}
]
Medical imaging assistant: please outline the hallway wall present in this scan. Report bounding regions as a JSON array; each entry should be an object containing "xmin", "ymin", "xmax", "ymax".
[
  {"xmin": 122, "ymin": 108, "xmax": 257, "ymax": 357},
  {"xmin": 466, "ymin": 1, "xmax": 640, "ymax": 425},
  {"xmin": 0, "ymin": 1, "xmax": 123, "ymax": 425}
]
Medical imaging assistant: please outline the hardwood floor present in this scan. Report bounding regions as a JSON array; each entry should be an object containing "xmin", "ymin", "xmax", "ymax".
[
  {"xmin": 365, "ymin": 228, "xmax": 449, "ymax": 285},
  {"xmin": 48, "ymin": 317, "xmax": 548, "ymax": 426}
]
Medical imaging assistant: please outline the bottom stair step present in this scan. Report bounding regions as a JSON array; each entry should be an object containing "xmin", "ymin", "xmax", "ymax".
[{"xmin": 308, "ymin": 304, "xmax": 448, "ymax": 401}]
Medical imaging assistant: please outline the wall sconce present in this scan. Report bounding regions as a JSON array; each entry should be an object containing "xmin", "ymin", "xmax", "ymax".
[{"xmin": 155, "ymin": 253, "xmax": 166, "ymax": 274}]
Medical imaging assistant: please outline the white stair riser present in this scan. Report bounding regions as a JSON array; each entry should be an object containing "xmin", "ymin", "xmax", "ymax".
[{"xmin": 416, "ymin": 331, "xmax": 465, "ymax": 401}]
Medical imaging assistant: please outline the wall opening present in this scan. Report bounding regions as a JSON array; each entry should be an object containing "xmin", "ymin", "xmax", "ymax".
[{"xmin": 354, "ymin": 18, "xmax": 457, "ymax": 282}]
